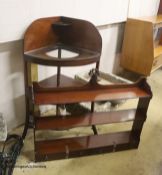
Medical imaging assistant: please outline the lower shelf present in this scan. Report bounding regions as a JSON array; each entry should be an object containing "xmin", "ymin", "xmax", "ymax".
[{"xmin": 35, "ymin": 131, "xmax": 135, "ymax": 162}]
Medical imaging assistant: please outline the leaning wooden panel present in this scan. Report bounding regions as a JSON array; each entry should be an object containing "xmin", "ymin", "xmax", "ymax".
[{"xmin": 121, "ymin": 19, "xmax": 154, "ymax": 75}]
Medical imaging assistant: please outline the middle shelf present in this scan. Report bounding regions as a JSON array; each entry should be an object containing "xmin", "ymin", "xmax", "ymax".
[{"xmin": 34, "ymin": 109, "xmax": 136, "ymax": 130}]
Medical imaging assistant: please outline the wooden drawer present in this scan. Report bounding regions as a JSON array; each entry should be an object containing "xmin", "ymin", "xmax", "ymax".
[{"xmin": 152, "ymin": 55, "xmax": 162, "ymax": 72}]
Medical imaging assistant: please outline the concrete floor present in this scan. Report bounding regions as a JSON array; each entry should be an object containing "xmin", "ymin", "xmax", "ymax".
[{"xmin": 11, "ymin": 69, "xmax": 162, "ymax": 175}]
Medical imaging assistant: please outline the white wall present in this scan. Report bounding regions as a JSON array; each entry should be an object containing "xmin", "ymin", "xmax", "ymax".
[
  {"xmin": 128, "ymin": 0, "xmax": 160, "ymax": 18},
  {"xmin": 0, "ymin": 41, "xmax": 25, "ymax": 130},
  {"xmin": 99, "ymin": 24, "xmax": 125, "ymax": 74},
  {"xmin": 0, "ymin": 0, "xmax": 129, "ymax": 42},
  {"xmin": 0, "ymin": 0, "xmax": 160, "ymax": 131}
]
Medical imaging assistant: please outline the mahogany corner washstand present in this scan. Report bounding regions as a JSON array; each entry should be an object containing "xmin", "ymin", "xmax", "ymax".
[{"xmin": 23, "ymin": 16, "xmax": 152, "ymax": 162}]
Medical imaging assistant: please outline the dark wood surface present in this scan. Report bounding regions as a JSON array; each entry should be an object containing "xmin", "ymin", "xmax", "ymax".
[
  {"xmin": 33, "ymin": 77, "xmax": 152, "ymax": 162},
  {"xmin": 24, "ymin": 17, "xmax": 60, "ymax": 52},
  {"xmin": 59, "ymin": 17, "xmax": 102, "ymax": 53},
  {"xmin": 35, "ymin": 131, "xmax": 131, "ymax": 162},
  {"xmin": 24, "ymin": 44, "xmax": 101, "ymax": 67},
  {"xmin": 130, "ymin": 97, "xmax": 151, "ymax": 147},
  {"xmin": 158, "ymin": 0, "xmax": 162, "ymax": 14},
  {"xmin": 24, "ymin": 16, "xmax": 102, "ymax": 66},
  {"xmin": 39, "ymin": 74, "xmax": 85, "ymax": 88},
  {"xmin": 35, "ymin": 109, "xmax": 136, "ymax": 130},
  {"xmin": 33, "ymin": 85, "xmax": 150, "ymax": 105}
]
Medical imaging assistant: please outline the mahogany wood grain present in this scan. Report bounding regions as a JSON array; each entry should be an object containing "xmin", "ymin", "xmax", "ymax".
[
  {"xmin": 33, "ymin": 86, "xmax": 150, "ymax": 105},
  {"xmin": 35, "ymin": 131, "xmax": 131, "ymax": 162},
  {"xmin": 39, "ymin": 74, "xmax": 85, "ymax": 88},
  {"xmin": 59, "ymin": 17, "xmax": 102, "ymax": 53},
  {"xmin": 130, "ymin": 97, "xmax": 152, "ymax": 147},
  {"xmin": 24, "ymin": 16, "xmax": 102, "ymax": 67},
  {"xmin": 34, "ymin": 109, "xmax": 136, "ymax": 130}
]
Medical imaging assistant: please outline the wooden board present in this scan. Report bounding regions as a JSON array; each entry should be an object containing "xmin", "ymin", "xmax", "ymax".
[
  {"xmin": 121, "ymin": 19, "xmax": 154, "ymax": 75},
  {"xmin": 33, "ymin": 86, "xmax": 150, "ymax": 105}
]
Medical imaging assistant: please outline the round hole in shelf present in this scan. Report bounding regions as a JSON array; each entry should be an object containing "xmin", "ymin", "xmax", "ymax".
[{"xmin": 46, "ymin": 49, "xmax": 79, "ymax": 59}]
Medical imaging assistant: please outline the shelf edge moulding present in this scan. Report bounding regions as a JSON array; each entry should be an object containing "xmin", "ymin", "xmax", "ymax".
[{"xmin": 0, "ymin": 0, "xmax": 129, "ymax": 42}]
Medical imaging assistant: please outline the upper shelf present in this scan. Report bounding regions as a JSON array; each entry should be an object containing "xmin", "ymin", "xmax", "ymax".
[
  {"xmin": 24, "ymin": 16, "xmax": 102, "ymax": 67},
  {"xmin": 33, "ymin": 86, "xmax": 150, "ymax": 105}
]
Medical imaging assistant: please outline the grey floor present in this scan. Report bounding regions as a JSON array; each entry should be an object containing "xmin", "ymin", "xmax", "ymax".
[{"xmin": 11, "ymin": 68, "xmax": 162, "ymax": 175}]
